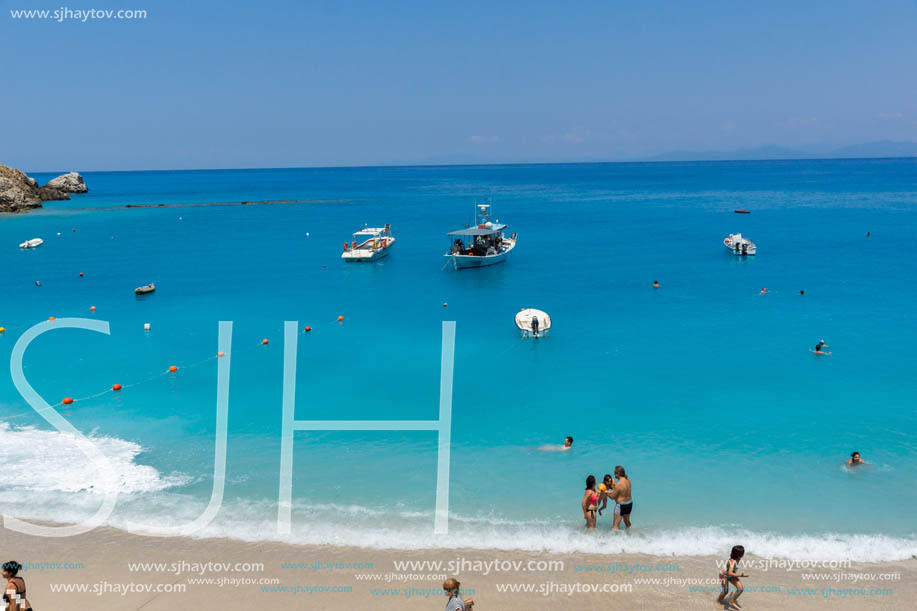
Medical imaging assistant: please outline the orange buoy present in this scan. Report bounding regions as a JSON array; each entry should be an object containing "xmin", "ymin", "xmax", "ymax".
[
  {"xmin": 49, "ymin": 317, "xmax": 56, "ymax": 321},
  {"xmin": 63, "ymin": 397, "xmax": 74, "ymax": 405},
  {"xmin": 262, "ymin": 338, "xmax": 269, "ymax": 345},
  {"xmin": 304, "ymin": 326, "xmax": 312, "ymax": 332},
  {"xmin": 337, "ymin": 316, "xmax": 344, "ymax": 322},
  {"xmin": 90, "ymin": 306, "xmax": 96, "ymax": 312},
  {"xmin": 79, "ymin": 272, "xmax": 84, "ymax": 277},
  {"xmin": 112, "ymin": 384, "xmax": 122, "ymax": 391},
  {"xmin": 169, "ymin": 365, "xmax": 178, "ymax": 373},
  {"xmin": 217, "ymin": 351, "xmax": 225, "ymax": 357}
]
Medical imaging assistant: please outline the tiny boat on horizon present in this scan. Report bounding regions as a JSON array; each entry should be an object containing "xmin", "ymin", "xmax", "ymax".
[
  {"xmin": 734, "ymin": 209, "xmax": 751, "ymax": 214},
  {"xmin": 19, "ymin": 238, "xmax": 43, "ymax": 249},
  {"xmin": 341, "ymin": 224, "xmax": 395, "ymax": 262},
  {"xmin": 444, "ymin": 202, "xmax": 516, "ymax": 270},
  {"xmin": 724, "ymin": 233, "xmax": 756, "ymax": 256},
  {"xmin": 515, "ymin": 308, "xmax": 551, "ymax": 338},
  {"xmin": 134, "ymin": 283, "xmax": 156, "ymax": 294}
]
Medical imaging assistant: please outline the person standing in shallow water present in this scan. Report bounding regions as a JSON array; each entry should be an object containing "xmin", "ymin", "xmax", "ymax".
[
  {"xmin": 582, "ymin": 475, "xmax": 598, "ymax": 529},
  {"xmin": 601, "ymin": 466, "xmax": 633, "ymax": 530}
]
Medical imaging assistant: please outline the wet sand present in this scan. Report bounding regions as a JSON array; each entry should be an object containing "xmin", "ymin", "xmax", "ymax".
[{"xmin": 1, "ymin": 523, "xmax": 913, "ymax": 610}]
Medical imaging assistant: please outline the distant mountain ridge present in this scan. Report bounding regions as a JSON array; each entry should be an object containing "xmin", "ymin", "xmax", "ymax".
[{"xmin": 645, "ymin": 140, "xmax": 917, "ymax": 162}]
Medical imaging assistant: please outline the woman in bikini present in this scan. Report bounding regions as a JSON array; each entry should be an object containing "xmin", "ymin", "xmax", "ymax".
[
  {"xmin": 716, "ymin": 545, "xmax": 748, "ymax": 610},
  {"xmin": 581, "ymin": 475, "xmax": 598, "ymax": 529},
  {"xmin": 3, "ymin": 561, "xmax": 32, "ymax": 611}
]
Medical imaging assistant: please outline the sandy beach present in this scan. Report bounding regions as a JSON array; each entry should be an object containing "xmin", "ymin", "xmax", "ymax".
[{"xmin": 2, "ymin": 523, "xmax": 913, "ymax": 610}]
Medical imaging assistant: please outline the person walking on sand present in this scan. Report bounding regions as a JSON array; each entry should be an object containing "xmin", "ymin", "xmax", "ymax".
[
  {"xmin": 2, "ymin": 561, "xmax": 32, "ymax": 611},
  {"xmin": 582, "ymin": 475, "xmax": 598, "ymax": 529},
  {"xmin": 716, "ymin": 545, "xmax": 748, "ymax": 610},
  {"xmin": 443, "ymin": 577, "xmax": 472, "ymax": 611},
  {"xmin": 605, "ymin": 466, "xmax": 633, "ymax": 530}
]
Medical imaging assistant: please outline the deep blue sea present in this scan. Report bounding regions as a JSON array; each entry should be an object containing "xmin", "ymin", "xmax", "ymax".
[{"xmin": 1, "ymin": 159, "xmax": 916, "ymax": 561}]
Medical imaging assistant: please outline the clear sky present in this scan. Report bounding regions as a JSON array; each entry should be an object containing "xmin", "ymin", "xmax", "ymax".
[{"xmin": 2, "ymin": 0, "xmax": 916, "ymax": 171}]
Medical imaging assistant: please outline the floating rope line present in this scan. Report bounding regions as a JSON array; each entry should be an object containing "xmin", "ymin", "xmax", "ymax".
[{"xmin": 0, "ymin": 354, "xmax": 219, "ymax": 421}]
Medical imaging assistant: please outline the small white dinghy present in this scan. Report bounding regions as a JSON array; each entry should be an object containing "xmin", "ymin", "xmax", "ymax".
[
  {"xmin": 515, "ymin": 308, "xmax": 552, "ymax": 338},
  {"xmin": 19, "ymin": 238, "xmax": 44, "ymax": 249},
  {"xmin": 724, "ymin": 233, "xmax": 756, "ymax": 256}
]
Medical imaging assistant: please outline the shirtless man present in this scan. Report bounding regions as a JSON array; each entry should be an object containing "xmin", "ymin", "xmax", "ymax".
[{"xmin": 600, "ymin": 466, "xmax": 633, "ymax": 530}]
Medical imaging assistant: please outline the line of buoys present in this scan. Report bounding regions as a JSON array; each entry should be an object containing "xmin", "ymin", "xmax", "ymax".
[
  {"xmin": 62, "ymin": 397, "xmax": 74, "ymax": 405},
  {"xmin": 261, "ymin": 338, "xmax": 269, "ymax": 345},
  {"xmin": 169, "ymin": 365, "xmax": 178, "ymax": 373},
  {"xmin": 112, "ymin": 384, "xmax": 122, "ymax": 391},
  {"xmin": 304, "ymin": 326, "xmax": 312, "ymax": 332}
]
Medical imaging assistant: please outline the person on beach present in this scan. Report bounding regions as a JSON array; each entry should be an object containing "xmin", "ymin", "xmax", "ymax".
[
  {"xmin": 605, "ymin": 466, "xmax": 633, "ymax": 530},
  {"xmin": 2, "ymin": 561, "xmax": 32, "ymax": 611},
  {"xmin": 847, "ymin": 451, "xmax": 868, "ymax": 467},
  {"xmin": 582, "ymin": 475, "xmax": 598, "ymax": 529},
  {"xmin": 716, "ymin": 545, "xmax": 748, "ymax": 610},
  {"xmin": 443, "ymin": 577, "xmax": 472, "ymax": 611}
]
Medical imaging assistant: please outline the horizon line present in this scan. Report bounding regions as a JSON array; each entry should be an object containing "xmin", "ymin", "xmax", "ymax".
[{"xmin": 19, "ymin": 154, "xmax": 917, "ymax": 175}]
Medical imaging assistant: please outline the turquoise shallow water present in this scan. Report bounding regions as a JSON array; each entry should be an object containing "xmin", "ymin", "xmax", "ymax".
[{"xmin": 1, "ymin": 159, "xmax": 916, "ymax": 561}]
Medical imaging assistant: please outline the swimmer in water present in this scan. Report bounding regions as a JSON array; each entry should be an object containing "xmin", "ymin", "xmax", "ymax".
[
  {"xmin": 563, "ymin": 436, "xmax": 573, "ymax": 450},
  {"xmin": 653, "ymin": 280, "xmax": 659, "ymax": 288},
  {"xmin": 760, "ymin": 287, "xmax": 767, "ymax": 295},
  {"xmin": 582, "ymin": 475, "xmax": 598, "ymax": 529},
  {"xmin": 847, "ymin": 451, "xmax": 868, "ymax": 467},
  {"xmin": 810, "ymin": 339, "xmax": 831, "ymax": 355},
  {"xmin": 799, "ymin": 289, "xmax": 805, "ymax": 295}
]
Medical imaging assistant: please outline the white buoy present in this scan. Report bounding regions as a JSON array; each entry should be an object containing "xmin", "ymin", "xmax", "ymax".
[
  {"xmin": 144, "ymin": 323, "xmax": 151, "ymax": 331},
  {"xmin": 306, "ymin": 232, "xmax": 310, "ymax": 236}
]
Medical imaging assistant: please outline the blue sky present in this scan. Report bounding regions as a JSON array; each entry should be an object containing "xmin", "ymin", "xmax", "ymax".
[{"xmin": 2, "ymin": 0, "xmax": 916, "ymax": 170}]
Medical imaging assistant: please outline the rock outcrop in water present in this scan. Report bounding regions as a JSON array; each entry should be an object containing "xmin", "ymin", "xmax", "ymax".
[
  {"xmin": 46, "ymin": 171, "xmax": 89, "ymax": 193},
  {"xmin": 0, "ymin": 164, "xmax": 87, "ymax": 213}
]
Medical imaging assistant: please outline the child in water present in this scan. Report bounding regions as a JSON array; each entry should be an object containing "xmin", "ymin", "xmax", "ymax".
[{"xmin": 716, "ymin": 545, "xmax": 748, "ymax": 610}]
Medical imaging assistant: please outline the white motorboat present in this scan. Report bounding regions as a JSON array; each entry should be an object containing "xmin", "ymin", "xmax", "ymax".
[
  {"xmin": 19, "ymin": 238, "xmax": 44, "ymax": 249},
  {"xmin": 342, "ymin": 224, "xmax": 395, "ymax": 262},
  {"xmin": 444, "ymin": 202, "xmax": 516, "ymax": 270},
  {"xmin": 515, "ymin": 308, "xmax": 551, "ymax": 338},
  {"xmin": 724, "ymin": 233, "xmax": 756, "ymax": 256}
]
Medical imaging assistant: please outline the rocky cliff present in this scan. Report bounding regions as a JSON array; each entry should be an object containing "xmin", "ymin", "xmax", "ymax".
[{"xmin": 0, "ymin": 164, "xmax": 87, "ymax": 213}]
